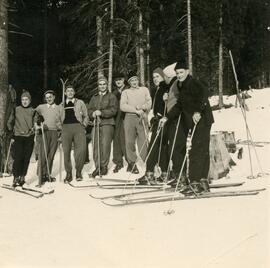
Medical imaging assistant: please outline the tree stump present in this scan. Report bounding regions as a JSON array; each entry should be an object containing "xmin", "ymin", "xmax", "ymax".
[
  {"xmin": 215, "ymin": 131, "xmax": 237, "ymax": 153},
  {"xmin": 208, "ymin": 132, "xmax": 236, "ymax": 180}
]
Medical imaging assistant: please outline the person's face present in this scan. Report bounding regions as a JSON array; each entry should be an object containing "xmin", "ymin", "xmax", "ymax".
[
  {"xmin": 153, "ymin": 73, "xmax": 164, "ymax": 86},
  {"xmin": 45, "ymin": 93, "xmax": 55, "ymax": 105},
  {"xmin": 65, "ymin": 87, "xmax": 75, "ymax": 99},
  {"xmin": 175, "ymin": 69, "xmax": 189, "ymax": 82},
  {"xmin": 98, "ymin": 80, "xmax": 108, "ymax": 92},
  {"xmin": 129, "ymin": 77, "xmax": 139, "ymax": 88},
  {"xmin": 21, "ymin": 97, "xmax": 30, "ymax": 107},
  {"xmin": 115, "ymin": 78, "xmax": 125, "ymax": 88},
  {"xmin": 164, "ymin": 75, "xmax": 171, "ymax": 85}
]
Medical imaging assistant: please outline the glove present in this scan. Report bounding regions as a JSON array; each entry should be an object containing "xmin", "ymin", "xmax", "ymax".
[{"xmin": 150, "ymin": 116, "xmax": 158, "ymax": 127}]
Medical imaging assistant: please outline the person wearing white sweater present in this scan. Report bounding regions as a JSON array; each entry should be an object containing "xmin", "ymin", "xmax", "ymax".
[{"xmin": 120, "ymin": 72, "xmax": 152, "ymax": 174}]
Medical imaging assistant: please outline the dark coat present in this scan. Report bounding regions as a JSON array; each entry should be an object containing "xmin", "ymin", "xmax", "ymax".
[
  {"xmin": 88, "ymin": 91, "xmax": 118, "ymax": 126},
  {"xmin": 167, "ymin": 75, "xmax": 214, "ymax": 128},
  {"xmin": 151, "ymin": 81, "xmax": 169, "ymax": 117},
  {"xmin": 112, "ymin": 85, "xmax": 128, "ymax": 125}
]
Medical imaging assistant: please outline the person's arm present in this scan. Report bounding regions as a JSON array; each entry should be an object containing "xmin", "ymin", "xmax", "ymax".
[
  {"xmin": 81, "ymin": 101, "xmax": 89, "ymax": 127},
  {"xmin": 100, "ymin": 94, "xmax": 118, "ymax": 118},
  {"xmin": 191, "ymin": 79, "xmax": 209, "ymax": 113},
  {"xmin": 166, "ymin": 100, "xmax": 182, "ymax": 120},
  {"xmin": 140, "ymin": 87, "xmax": 152, "ymax": 112},
  {"xmin": 120, "ymin": 90, "xmax": 137, "ymax": 113}
]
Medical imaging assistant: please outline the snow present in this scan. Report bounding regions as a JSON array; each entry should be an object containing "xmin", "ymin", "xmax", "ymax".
[{"xmin": 1, "ymin": 88, "xmax": 270, "ymax": 268}]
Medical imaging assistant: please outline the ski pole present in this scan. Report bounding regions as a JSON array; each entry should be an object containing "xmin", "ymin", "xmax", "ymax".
[
  {"xmin": 164, "ymin": 123, "xmax": 198, "ymax": 215},
  {"xmin": 164, "ymin": 114, "xmax": 182, "ymax": 184},
  {"xmin": 41, "ymin": 122, "xmax": 52, "ymax": 183},
  {"xmin": 59, "ymin": 141, "xmax": 63, "ymax": 182},
  {"xmin": 97, "ymin": 116, "xmax": 101, "ymax": 178}
]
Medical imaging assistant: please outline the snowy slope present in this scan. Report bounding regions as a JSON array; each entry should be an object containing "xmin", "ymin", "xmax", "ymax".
[{"xmin": 0, "ymin": 88, "xmax": 269, "ymax": 268}]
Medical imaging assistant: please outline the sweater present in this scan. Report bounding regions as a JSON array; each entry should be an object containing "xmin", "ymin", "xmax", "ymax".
[
  {"xmin": 14, "ymin": 106, "xmax": 35, "ymax": 137},
  {"xmin": 120, "ymin": 86, "xmax": 152, "ymax": 114},
  {"xmin": 36, "ymin": 104, "xmax": 61, "ymax": 130}
]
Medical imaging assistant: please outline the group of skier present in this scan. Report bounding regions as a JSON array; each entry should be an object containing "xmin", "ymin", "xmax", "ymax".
[{"xmin": 8, "ymin": 57, "xmax": 214, "ymax": 195}]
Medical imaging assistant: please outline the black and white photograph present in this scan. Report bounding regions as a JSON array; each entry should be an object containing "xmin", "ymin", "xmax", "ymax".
[{"xmin": 0, "ymin": 0, "xmax": 269, "ymax": 267}]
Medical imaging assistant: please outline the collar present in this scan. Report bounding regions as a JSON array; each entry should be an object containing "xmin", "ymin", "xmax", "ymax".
[
  {"xmin": 99, "ymin": 90, "xmax": 108, "ymax": 96},
  {"xmin": 66, "ymin": 98, "xmax": 75, "ymax": 104},
  {"xmin": 47, "ymin": 103, "xmax": 56, "ymax": 108}
]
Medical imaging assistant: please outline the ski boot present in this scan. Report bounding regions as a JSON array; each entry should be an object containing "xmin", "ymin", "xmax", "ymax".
[
  {"xmin": 75, "ymin": 171, "xmax": 83, "ymax": 182},
  {"xmin": 18, "ymin": 176, "xmax": 25, "ymax": 186},
  {"xmin": 200, "ymin": 178, "xmax": 210, "ymax": 192},
  {"xmin": 64, "ymin": 172, "xmax": 73, "ymax": 184},
  {"xmin": 100, "ymin": 166, "xmax": 108, "ymax": 176},
  {"xmin": 137, "ymin": 172, "xmax": 156, "ymax": 185},
  {"xmin": 12, "ymin": 177, "xmax": 20, "ymax": 188},
  {"xmin": 180, "ymin": 182, "xmax": 204, "ymax": 196},
  {"xmin": 155, "ymin": 172, "xmax": 168, "ymax": 184},
  {"xmin": 127, "ymin": 163, "xmax": 139, "ymax": 174},
  {"xmin": 113, "ymin": 163, "xmax": 123, "ymax": 173}
]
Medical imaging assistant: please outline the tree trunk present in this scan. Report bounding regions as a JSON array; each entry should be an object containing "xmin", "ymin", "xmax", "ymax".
[
  {"xmin": 43, "ymin": 0, "xmax": 48, "ymax": 90},
  {"xmin": 108, "ymin": 0, "xmax": 114, "ymax": 92},
  {"xmin": 96, "ymin": 15, "xmax": 104, "ymax": 79},
  {"xmin": 218, "ymin": 2, "xmax": 224, "ymax": 108},
  {"xmin": 138, "ymin": 9, "xmax": 145, "ymax": 85},
  {"xmin": 146, "ymin": 26, "xmax": 150, "ymax": 88},
  {"xmin": 187, "ymin": 0, "xmax": 193, "ymax": 75},
  {"xmin": 0, "ymin": 0, "xmax": 8, "ymax": 174}
]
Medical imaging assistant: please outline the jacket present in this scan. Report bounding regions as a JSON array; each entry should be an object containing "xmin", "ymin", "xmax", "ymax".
[
  {"xmin": 167, "ymin": 75, "xmax": 214, "ymax": 127},
  {"xmin": 59, "ymin": 98, "xmax": 89, "ymax": 127},
  {"xmin": 88, "ymin": 91, "xmax": 118, "ymax": 126}
]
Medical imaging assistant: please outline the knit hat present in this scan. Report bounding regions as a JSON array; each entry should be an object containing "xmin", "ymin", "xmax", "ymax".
[
  {"xmin": 114, "ymin": 72, "xmax": 125, "ymax": 80},
  {"xmin": 174, "ymin": 58, "xmax": 188, "ymax": 70},
  {"xmin": 44, "ymin": 89, "xmax": 55, "ymax": 96},
  {"xmin": 21, "ymin": 90, "xmax": 31, "ymax": 101},
  {"xmin": 98, "ymin": 76, "xmax": 108, "ymax": 84},
  {"xmin": 127, "ymin": 71, "xmax": 138, "ymax": 83},
  {"xmin": 163, "ymin": 63, "xmax": 177, "ymax": 78},
  {"xmin": 153, "ymin": 67, "xmax": 165, "ymax": 80}
]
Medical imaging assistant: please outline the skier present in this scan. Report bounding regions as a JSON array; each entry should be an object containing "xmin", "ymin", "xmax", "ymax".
[
  {"xmin": 35, "ymin": 90, "xmax": 61, "ymax": 186},
  {"xmin": 120, "ymin": 72, "xmax": 152, "ymax": 174},
  {"xmin": 11, "ymin": 90, "xmax": 36, "ymax": 187},
  {"xmin": 138, "ymin": 68, "xmax": 169, "ymax": 184},
  {"xmin": 88, "ymin": 76, "xmax": 118, "ymax": 177},
  {"xmin": 160, "ymin": 59, "xmax": 214, "ymax": 194},
  {"xmin": 111, "ymin": 73, "xmax": 128, "ymax": 173},
  {"xmin": 59, "ymin": 84, "xmax": 89, "ymax": 183}
]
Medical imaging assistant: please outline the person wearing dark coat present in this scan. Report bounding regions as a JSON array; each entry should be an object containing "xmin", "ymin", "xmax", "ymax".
[
  {"xmin": 88, "ymin": 76, "xmax": 118, "ymax": 177},
  {"xmin": 138, "ymin": 68, "xmax": 169, "ymax": 185},
  {"xmin": 160, "ymin": 59, "xmax": 214, "ymax": 194},
  {"xmin": 111, "ymin": 73, "xmax": 128, "ymax": 173}
]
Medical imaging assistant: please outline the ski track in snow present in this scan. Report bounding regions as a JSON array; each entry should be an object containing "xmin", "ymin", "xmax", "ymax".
[{"xmin": 0, "ymin": 88, "xmax": 269, "ymax": 268}]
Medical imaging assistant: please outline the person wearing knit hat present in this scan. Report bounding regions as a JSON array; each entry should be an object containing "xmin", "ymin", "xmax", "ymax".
[
  {"xmin": 159, "ymin": 59, "xmax": 214, "ymax": 195},
  {"xmin": 111, "ymin": 73, "xmax": 129, "ymax": 173},
  {"xmin": 35, "ymin": 89, "xmax": 61, "ymax": 186},
  {"xmin": 120, "ymin": 72, "xmax": 152, "ymax": 174},
  {"xmin": 138, "ymin": 67, "xmax": 170, "ymax": 185},
  {"xmin": 127, "ymin": 71, "xmax": 138, "ymax": 84},
  {"xmin": 98, "ymin": 76, "xmax": 108, "ymax": 84},
  {"xmin": 59, "ymin": 84, "xmax": 89, "ymax": 183},
  {"xmin": 11, "ymin": 90, "xmax": 36, "ymax": 187},
  {"xmin": 88, "ymin": 76, "xmax": 118, "ymax": 178}
]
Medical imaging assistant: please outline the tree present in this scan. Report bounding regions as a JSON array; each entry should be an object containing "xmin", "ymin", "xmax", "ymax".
[{"xmin": 0, "ymin": 0, "xmax": 9, "ymax": 172}]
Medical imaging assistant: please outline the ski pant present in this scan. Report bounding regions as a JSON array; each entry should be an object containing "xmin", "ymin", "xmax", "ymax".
[
  {"xmin": 124, "ymin": 114, "xmax": 148, "ymax": 163},
  {"xmin": 12, "ymin": 135, "xmax": 34, "ymax": 178},
  {"xmin": 146, "ymin": 120, "xmax": 169, "ymax": 172},
  {"xmin": 37, "ymin": 130, "xmax": 58, "ymax": 182},
  {"xmin": 168, "ymin": 116, "xmax": 211, "ymax": 182},
  {"xmin": 112, "ymin": 119, "xmax": 127, "ymax": 166},
  {"xmin": 92, "ymin": 124, "xmax": 114, "ymax": 169},
  {"xmin": 62, "ymin": 123, "xmax": 86, "ymax": 174}
]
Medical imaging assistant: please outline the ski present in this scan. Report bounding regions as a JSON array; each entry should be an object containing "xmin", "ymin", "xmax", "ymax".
[
  {"xmin": 22, "ymin": 186, "xmax": 55, "ymax": 195},
  {"xmin": 1, "ymin": 184, "xmax": 44, "ymax": 198},
  {"xmin": 88, "ymin": 175, "xmax": 135, "ymax": 183},
  {"xmin": 89, "ymin": 188, "xmax": 168, "ymax": 200},
  {"xmin": 116, "ymin": 187, "xmax": 266, "ymax": 203},
  {"xmin": 102, "ymin": 189, "xmax": 265, "ymax": 207},
  {"xmin": 89, "ymin": 182, "xmax": 244, "ymax": 200},
  {"xmin": 209, "ymin": 182, "xmax": 244, "ymax": 188}
]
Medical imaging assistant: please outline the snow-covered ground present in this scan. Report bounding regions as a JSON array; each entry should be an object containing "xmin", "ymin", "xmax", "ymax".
[{"xmin": 0, "ymin": 88, "xmax": 269, "ymax": 268}]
